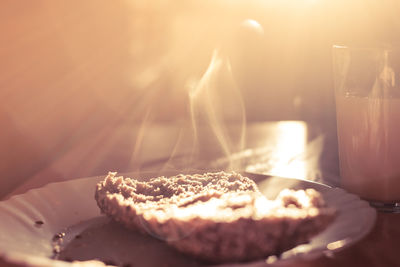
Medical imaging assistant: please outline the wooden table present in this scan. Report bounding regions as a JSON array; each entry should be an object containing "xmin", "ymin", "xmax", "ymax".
[{"xmin": 1, "ymin": 121, "xmax": 399, "ymax": 267}]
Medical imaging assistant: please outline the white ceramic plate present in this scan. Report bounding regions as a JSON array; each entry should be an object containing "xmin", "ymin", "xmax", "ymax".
[{"xmin": 0, "ymin": 172, "xmax": 376, "ymax": 267}]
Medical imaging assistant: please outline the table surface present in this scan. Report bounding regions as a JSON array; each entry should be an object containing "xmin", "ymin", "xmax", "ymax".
[{"xmin": 1, "ymin": 121, "xmax": 399, "ymax": 267}]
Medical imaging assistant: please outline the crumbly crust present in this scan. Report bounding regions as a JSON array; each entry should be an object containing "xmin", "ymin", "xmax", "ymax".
[{"xmin": 95, "ymin": 171, "xmax": 335, "ymax": 263}]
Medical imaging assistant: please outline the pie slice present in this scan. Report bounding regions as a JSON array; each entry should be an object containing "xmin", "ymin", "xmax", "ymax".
[{"xmin": 95, "ymin": 171, "xmax": 336, "ymax": 263}]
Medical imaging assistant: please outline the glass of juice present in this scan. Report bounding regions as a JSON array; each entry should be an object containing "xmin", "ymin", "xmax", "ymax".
[{"xmin": 333, "ymin": 45, "xmax": 400, "ymax": 212}]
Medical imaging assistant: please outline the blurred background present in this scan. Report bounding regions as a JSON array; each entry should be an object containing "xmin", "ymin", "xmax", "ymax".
[{"xmin": 1, "ymin": 0, "xmax": 400, "ymax": 197}]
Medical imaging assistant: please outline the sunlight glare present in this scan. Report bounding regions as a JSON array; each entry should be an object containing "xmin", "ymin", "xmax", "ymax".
[{"xmin": 269, "ymin": 121, "xmax": 308, "ymax": 179}]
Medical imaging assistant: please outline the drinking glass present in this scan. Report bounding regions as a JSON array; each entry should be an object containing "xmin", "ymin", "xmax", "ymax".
[{"xmin": 333, "ymin": 45, "xmax": 400, "ymax": 212}]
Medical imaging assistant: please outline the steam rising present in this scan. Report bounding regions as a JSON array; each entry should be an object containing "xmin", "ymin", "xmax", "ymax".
[
  {"xmin": 188, "ymin": 48, "xmax": 247, "ymax": 170},
  {"xmin": 186, "ymin": 19, "xmax": 266, "ymax": 170},
  {"xmin": 128, "ymin": 19, "xmax": 266, "ymax": 173}
]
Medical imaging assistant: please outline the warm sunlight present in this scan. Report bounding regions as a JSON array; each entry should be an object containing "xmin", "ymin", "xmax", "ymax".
[
  {"xmin": 270, "ymin": 121, "xmax": 308, "ymax": 179},
  {"xmin": 1, "ymin": 1, "xmax": 399, "ymax": 266},
  {"xmin": 244, "ymin": 121, "xmax": 310, "ymax": 179}
]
